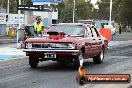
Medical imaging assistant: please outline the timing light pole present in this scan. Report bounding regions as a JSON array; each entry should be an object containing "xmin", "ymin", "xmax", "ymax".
[
  {"xmin": 7, "ymin": 0, "xmax": 9, "ymax": 14},
  {"xmin": 6, "ymin": 0, "xmax": 10, "ymax": 36},
  {"xmin": 18, "ymin": 0, "xmax": 21, "ymax": 29},
  {"xmin": 73, "ymin": 0, "xmax": 75, "ymax": 23},
  {"xmin": 17, "ymin": 0, "xmax": 21, "ymax": 48},
  {"xmin": 109, "ymin": 0, "xmax": 112, "ymax": 25}
]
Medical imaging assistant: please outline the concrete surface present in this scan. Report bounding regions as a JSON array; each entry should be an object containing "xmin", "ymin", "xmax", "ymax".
[
  {"xmin": 0, "ymin": 42, "xmax": 132, "ymax": 88},
  {"xmin": 0, "ymin": 44, "xmax": 25, "ymax": 60},
  {"xmin": 0, "ymin": 32, "xmax": 132, "ymax": 88}
]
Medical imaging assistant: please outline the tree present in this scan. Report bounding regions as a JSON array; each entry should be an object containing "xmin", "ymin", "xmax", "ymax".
[
  {"xmin": 119, "ymin": 0, "xmax": 132, "ymax": 26},
  {"xmin": 95, "ymin": 0, "xmax": 132, "ymax": 26},
  {"xmin": 58, "ymin": 0, "xmax": 73, "ymax": 23},
  {"xmin": 75, "ymin": 0, "xmax": 93, "ymax": 20},
  {"xmin": 95, "ymin": 0, "xmax": 110, "ymax": 20},
  {"xmin": 58, "ymin": 0, "xmax": 93, "ymax": 23},
  {"xmin": 0, "ymin": 0, "xmax": 31, "ymax": 13}
]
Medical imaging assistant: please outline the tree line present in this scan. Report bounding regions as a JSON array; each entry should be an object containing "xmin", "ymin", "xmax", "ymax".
[
  {"xmin": 0, "ymin": 0, "xmax": 31, "ymax": 13},
  {"xmin": 58, "ymin": 0, "xmax": 132, "ymax": 26},
  {"xmin": 0, "ymin": 0, "xmax": 132, "ymax": 26},
  {"xmin": 95, "ymin": 0, "xmax": 132, "ymax": 26}
]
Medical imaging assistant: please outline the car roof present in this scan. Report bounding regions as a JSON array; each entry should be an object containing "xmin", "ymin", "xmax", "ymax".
[
  {"xmin": 51, "ymin": 23, "xmax": 91, "ymax": 28},
  {"xmin": 52, "ymin": 23, "xmax": 85, "ymax": 26}
]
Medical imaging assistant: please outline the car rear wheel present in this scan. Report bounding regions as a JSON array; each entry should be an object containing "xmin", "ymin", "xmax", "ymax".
[
  {"xmin": 73, "ymin": 51, "xmax": 84, "ymax": 69},
  {"xmin": 29, "ymin": 57, "xmax": 39, "ymax": 68},
  {"xmin": 93, "ymin": 49, "xmax": 104, "ymax": 64}
]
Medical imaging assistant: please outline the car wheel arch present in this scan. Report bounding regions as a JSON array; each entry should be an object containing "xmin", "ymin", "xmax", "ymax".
[{"xmin": 80, "ymin": 46, "xmax": 85, "ymax": 54}]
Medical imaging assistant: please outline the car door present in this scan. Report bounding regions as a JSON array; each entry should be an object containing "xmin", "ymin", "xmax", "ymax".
[
  {"xmin": 84, "ymin": 27, "xmax": 97, "ymax": 58},
  {"xmin": 91, "ymin": 27, "xmax": 102, "ymax": 54}
]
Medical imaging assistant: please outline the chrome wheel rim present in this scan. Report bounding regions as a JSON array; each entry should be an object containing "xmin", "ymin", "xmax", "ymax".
[
  {"xmin": 100, "ymin": 51, "xmax": 104, "ymax": 61},
  {"xmin": 79, "ymin": 54, "xmax": 83, "ymax": 66}
]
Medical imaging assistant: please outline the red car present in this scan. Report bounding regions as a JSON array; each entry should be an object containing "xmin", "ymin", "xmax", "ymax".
[{"xmin": 23, "ymin": 23, "xmax": 108, "ymax": 69}]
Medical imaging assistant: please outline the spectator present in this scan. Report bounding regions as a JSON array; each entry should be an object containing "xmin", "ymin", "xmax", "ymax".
[{"xmin": 33, "ymin": 16, "xmax": 46, "ymax": 35}]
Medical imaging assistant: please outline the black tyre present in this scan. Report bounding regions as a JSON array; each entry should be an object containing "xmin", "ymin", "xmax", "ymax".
[
  {"xmin": 76, "ymin": 75, "xmax": 86, "ymax": 86},
  {"xmin": 93, "ymin": 49, "xmax": 104, "ymax": 64},
  {"xmin": 73, "ymin": 51, "xmax": 84, "ymax": 69},
  {"xmin": 29, "ymin": 57, "xmax": 39, "ymax": 68}
]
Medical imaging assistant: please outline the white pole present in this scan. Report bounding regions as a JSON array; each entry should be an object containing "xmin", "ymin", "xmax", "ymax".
[
  {"xmin": 17, "ymin": 0, "xmax": 21, "ymax": 48},
  {"xmin": 109, "ymin": 0, "xmax": 112, "ymax": 25},
  {"xmin": 7, "ymin": 0, "xmax": 9, "ymax": 14},
  {"xmin": 48, "ymin": 3, "xmax": 52, "ymax": 25},
  {"xmin": 6, "ymin": 0, "xmax": 9, "ymax": 35},
  {"xmin": 73, "ymin": 0, "xmax": 75, "ymax": 23},
  {"xmin": 18, "ymin": 0, "xmax": 21, "ymax": 29}
]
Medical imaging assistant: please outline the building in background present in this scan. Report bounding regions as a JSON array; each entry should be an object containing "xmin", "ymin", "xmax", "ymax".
[
  {"xmin": 0, "ymin": 7, "xmax": 6, "ymax": 13},
  {"xmin": 32, "ymin": 0, "xmax": 62, "ymax": 26},
  {"xmin": 78, "ymin": 19, "xmax": 115, "ymax": 29},
  {"xmin": 0, "ymin": 0, "xmax": 62, "ymax": 36},
  {"xmin": 95, "ymin": 20, "xmax": 115, "ymax": 29},
  {"xmin": 0, "ymin": 8, "xmax": 6, "ymax": 36}
]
